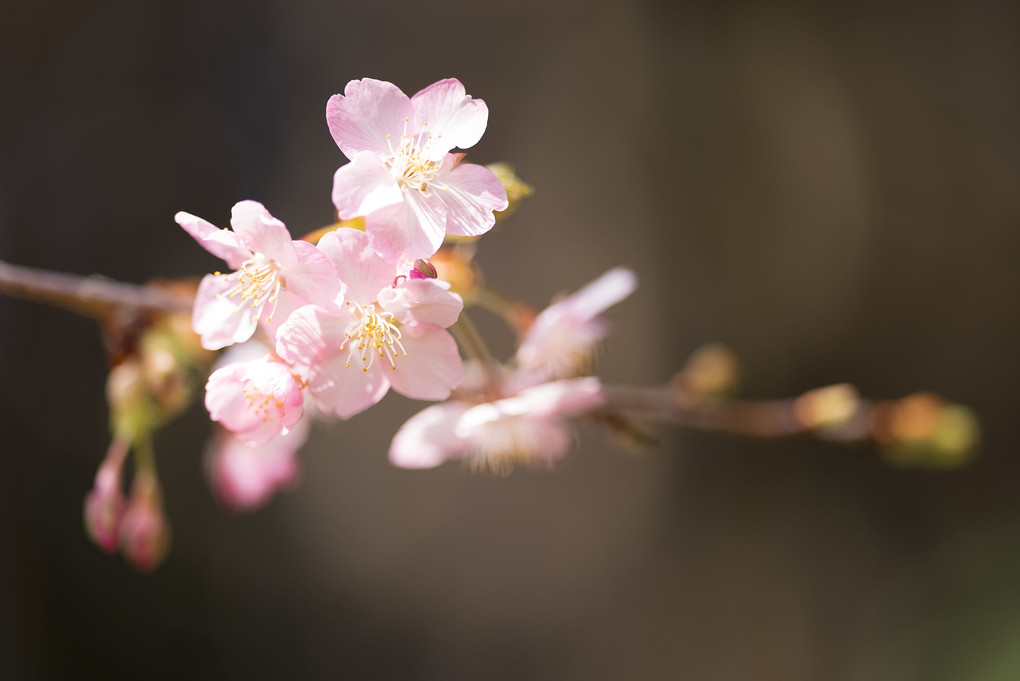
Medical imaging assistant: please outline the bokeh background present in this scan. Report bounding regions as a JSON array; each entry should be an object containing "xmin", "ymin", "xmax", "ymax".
[{"xmin": 2, "ymin": 0, "xmax": 1019, "ymax": 679}]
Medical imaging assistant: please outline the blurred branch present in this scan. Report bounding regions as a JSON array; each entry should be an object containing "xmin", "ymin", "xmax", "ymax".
[
  {"xmin": 0, "ymin": 260, "xmax": 193, "ymax": 319},
  {"xmin": 600, "ymin": 382, "xmax": 979, "ymax": 467}
]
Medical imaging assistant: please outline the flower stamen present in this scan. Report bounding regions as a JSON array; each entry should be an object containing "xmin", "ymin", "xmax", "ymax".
[{"xmin": 339, "ymin": 302, "xmax": 407, "ymax": 372}]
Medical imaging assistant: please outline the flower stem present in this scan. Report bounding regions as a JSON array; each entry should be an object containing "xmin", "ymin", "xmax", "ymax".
[
  {"xmin": 449, "ymin": 312, "xmax": 503, "ymax": 396},
  {"xmin": 471, "ymin": 285, "xmax": 537, "ymax": 336}
]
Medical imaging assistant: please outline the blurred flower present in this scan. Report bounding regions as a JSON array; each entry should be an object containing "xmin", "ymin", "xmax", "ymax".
[
  {"xmin": 389, "ymin": 376, "xmax": 606, "ymax": 474},
  {"xmin": 206, "ymin": 416, "xmax": 308, "ymax": 511},
  {"xmin": 176, "ymin": 201, "xmax": 340, "ymax": 350},
  {"xmin": 327, "ymin": 78, "xmax": 508, "ymax": 260},
  {"xmin": 277, "ymin": 229, "xmax": 463, "ymax": 419},
  {"xmin": 516, "ymin": 267, "xmax": 637, "ymax": 380},
  {"xmin": 119, "ymin": 473, "xmax": 170, "ymax": 572}
]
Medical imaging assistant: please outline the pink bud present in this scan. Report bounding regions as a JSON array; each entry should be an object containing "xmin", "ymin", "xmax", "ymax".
[
  {"xmin": 120, "ymin": 474, "xmax": 171, "ymax": 572},
  {"xmin": 410, "ymin": 258, "xmax": 438, "ymax": 279},
  {"xmin": 83, "ymin": 438, "xmax": 129, "ymax": 553}
]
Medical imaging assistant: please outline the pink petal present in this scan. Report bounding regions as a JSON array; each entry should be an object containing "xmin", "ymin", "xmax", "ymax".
[
  {"xmin": 386, "ymin": 327, "xmax": 463, "ymax": 401},
  {"xmin": 562, "ymin": 267, "xmax": 638, "ymax": 320},
  {"xmin": 175, "ymin": 211, "xmax": 249, "ymax": 269},
  {"xmin": 316, "ymin": 229, "xmax": 394, "ymax": 303},
  {"xmin": 365, "ymin": 189, "xmax": 448, "ymax": 261},
  {"xmin": 388, "ymin": 401, "xmax": 469, "ymax": 469},
  {"xmin": 192, "ymin": 273, "xmax": 259, "ymax": 350},
  {"xmin": 331, "ymin": 151, "xmax": 404, "ymax": 219},
  {"xmin": 509, "ymin": 377, "xmax": 607, "ymax": 418},
  {"xmin": 433, "ymin": 160, "xmax": 508, "ymax": 237},
  {"xmin": 326, "ymin": 78, "xmax": 415, "ymax": 160},
  {"xmin": 284, "ymin": 240, "xmax": 343, "ymax": 308},
  {"xmin": 230, "ymin": 201, "xmax": 295, "ymax": 267},
  {"xmin": 257, "ymin": 289, "xmax": 301, "ymax": 343},
  {"xmin": 410, "ymin": 78, "xmax": 489, "ymax": 160},
  {"xmin": 308, "ymin": 355, "xmax": 390, "ymax": 419},
  {"xmin": 377, "ymin": 279, "xmax": 463, "ymax": 329},
  {"xmin": 207, "ymin": 419, "xmax": 307, "ymax": 511},
  {"xmin": 455, "ymin": 408, "xmax": 576, "ymax": 470},
  {"xmin": 275, "ymin": 304, "xmax": 349, "ymax": 371}
]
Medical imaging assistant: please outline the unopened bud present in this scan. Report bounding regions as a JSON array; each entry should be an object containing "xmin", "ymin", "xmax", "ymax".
[
  {"xmin": 411, "ymin": 258, "xmax": 438, "ymax": 279},
  {"xmin": 120, "ymin": 474, "xmax": 171, "ymax": 572},
  {"xmin": 106, "ymin": 359, "xmax": 146, "ymax": 417},
  {"xmin": 874, "ymin": 393, "xmax": 980, "ymax": 468},
  {"xmin": 487, "ymin": 163, "xmax": 534, "ymax": 222},
  {"xmin": 794, "ymin": 384, "xmax": 860, "ymax": 430},
  {"xmin": 672, "ymin": 344, "xmax": 741, "ymax": 407},
  {"xmin": 83, "ymin": 439, "xmax": 130, "ymax": 553}
]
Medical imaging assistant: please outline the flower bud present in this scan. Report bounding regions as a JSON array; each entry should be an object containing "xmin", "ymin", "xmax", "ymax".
[
  {"xmin": 873, "ymin": 393, "xmax": 980, "ymax": 468},
  {"xmin": 486, "ymin": 163, "xmax": 534, "ymax": 223},
  {"xmin": 410, "ymin": 258, "xmax": 438, "ymax": 279},
  {"xmin": 83, "ymin": 439, "xmax": 129, "ymax": 553},
  {"xmin": 120, "ymin": 474, "xmax": 171, "ymax": 572},
  {"xmin": 671, "ymin": 344, "xmax": 741, "ymax": 407},
  {"xmin": 793, "ymin": 384, "xmax": 860, "ymax": 430}
]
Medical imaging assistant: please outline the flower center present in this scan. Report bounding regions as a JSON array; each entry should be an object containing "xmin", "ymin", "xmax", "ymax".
[
  {"xmin": 465, "ymin": 417, "xmax": 539, "ymax": 476},
  {"xmin": 385, "ymin": 117, "xmax": 442, "ymax": 192},
  {"xmin": 242, "ymin": 382, "xmax": 286, "ymax": 424},
  {"xmin": 216, "ymin": 253, "xmax": 283, "ymax": 322},
  {"xmin": 339, "ymin": 302, "xmax": 407, "ymax": 372}
]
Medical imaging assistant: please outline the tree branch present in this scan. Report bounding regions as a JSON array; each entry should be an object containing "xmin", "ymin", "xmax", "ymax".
[{"xmin": 0, "ymin": 260, "xmax": 193, "ymax": 318}]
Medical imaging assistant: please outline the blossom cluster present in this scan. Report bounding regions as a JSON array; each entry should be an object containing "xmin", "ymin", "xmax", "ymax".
[{"xmin": 167, "ymin": 78, "xmax": 634, "ymax": 511}]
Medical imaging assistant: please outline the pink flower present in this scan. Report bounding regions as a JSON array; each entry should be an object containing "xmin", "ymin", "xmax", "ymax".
[
  {"xmin": 327, "ymin": 78, "xmax": 508, "ymax": 260},
  {"xmin": 206, "ymin": 416, "xmax": 308, "ymax": 511},
  {"xmin": 204, "ymin": 355, "xmax": 304, "ymax": 446},
  {"xmin": 389, "ymin": 376, "xmax": 606, "ymax": 474},
  {"xmin": 516, "ymin": 267, "xmax": 637, "ymax": 381},
  {"xmin": 176, "ymin": 201, "xmax": 341, "ymax": 350},
  {"xmin": 276, "ymin": 228, "xmax": 464, "ymax": 419}
]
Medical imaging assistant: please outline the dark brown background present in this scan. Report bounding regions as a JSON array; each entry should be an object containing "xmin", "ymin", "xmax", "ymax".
[{"xmin": 1, "ymin": 1, "xmax": 1019, "ymax": 679}]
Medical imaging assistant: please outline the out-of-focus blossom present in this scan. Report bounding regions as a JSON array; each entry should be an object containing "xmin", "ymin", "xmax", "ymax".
[
  {"xmin": 206, "ymin": 416, "xmax": 308, "ymax": 511},
  {"xmin": 204, "ymin": 355, "xmax": 304, "ymax": 446},
  {"xmin": 277, "ymin": 228, "xmax": 463, "ymax": 419},
  {"xmin": 516, "ymin": 267, "xmax": 637, "ymax": 380},
  {"xmin": 389, "ymin": 376, "xmax": 606, "ymax": 474},
  {"xmin": 83, "ymin": 438, "xmax": 130, "ymax": 553},
  {"xmin": 120, "ymin": 473, "xmax": 171, "ymax": 572},
  {"xmin": 327, "ymin": 78, "xmax": 508, "ymax": 260},
  {"xmin": 176, "ymin": 201, "xmax": 340, "ymax": 350}
]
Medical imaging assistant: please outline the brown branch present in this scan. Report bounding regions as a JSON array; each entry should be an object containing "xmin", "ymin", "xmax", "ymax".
[
  {"xmin": 602, "ymin": 384, "xmax": 871, "ymax": 443},
  {"xmin": 0, "ymin": 260, "xmax": 193, "ymax": 318},
  {"xmin": 599, "ymin": 382, "xmax": 979, "ymax": 466}
]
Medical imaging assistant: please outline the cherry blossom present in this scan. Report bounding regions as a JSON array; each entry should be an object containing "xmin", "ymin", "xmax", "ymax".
[
  {"xmin": 204, "ymin": 355, "xmax": 304, "ymax": 446},
  {"xmin": 176, "ymin": 201, "xmax": 340, "ymax": 350},
  {"xmin": 516, "ymin": 267, "xmax": 637, "ymax": 381},
  {"xmin": 389, "ymin": 376, "xmax": 606, "ymax": 474},
  {"xmin": 276, "ymin": 228, "xmax": 464, "ymax": 419},
  {"xmin": 327, "ymin": 78, "xmax": 508, "ymax": 260}
]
